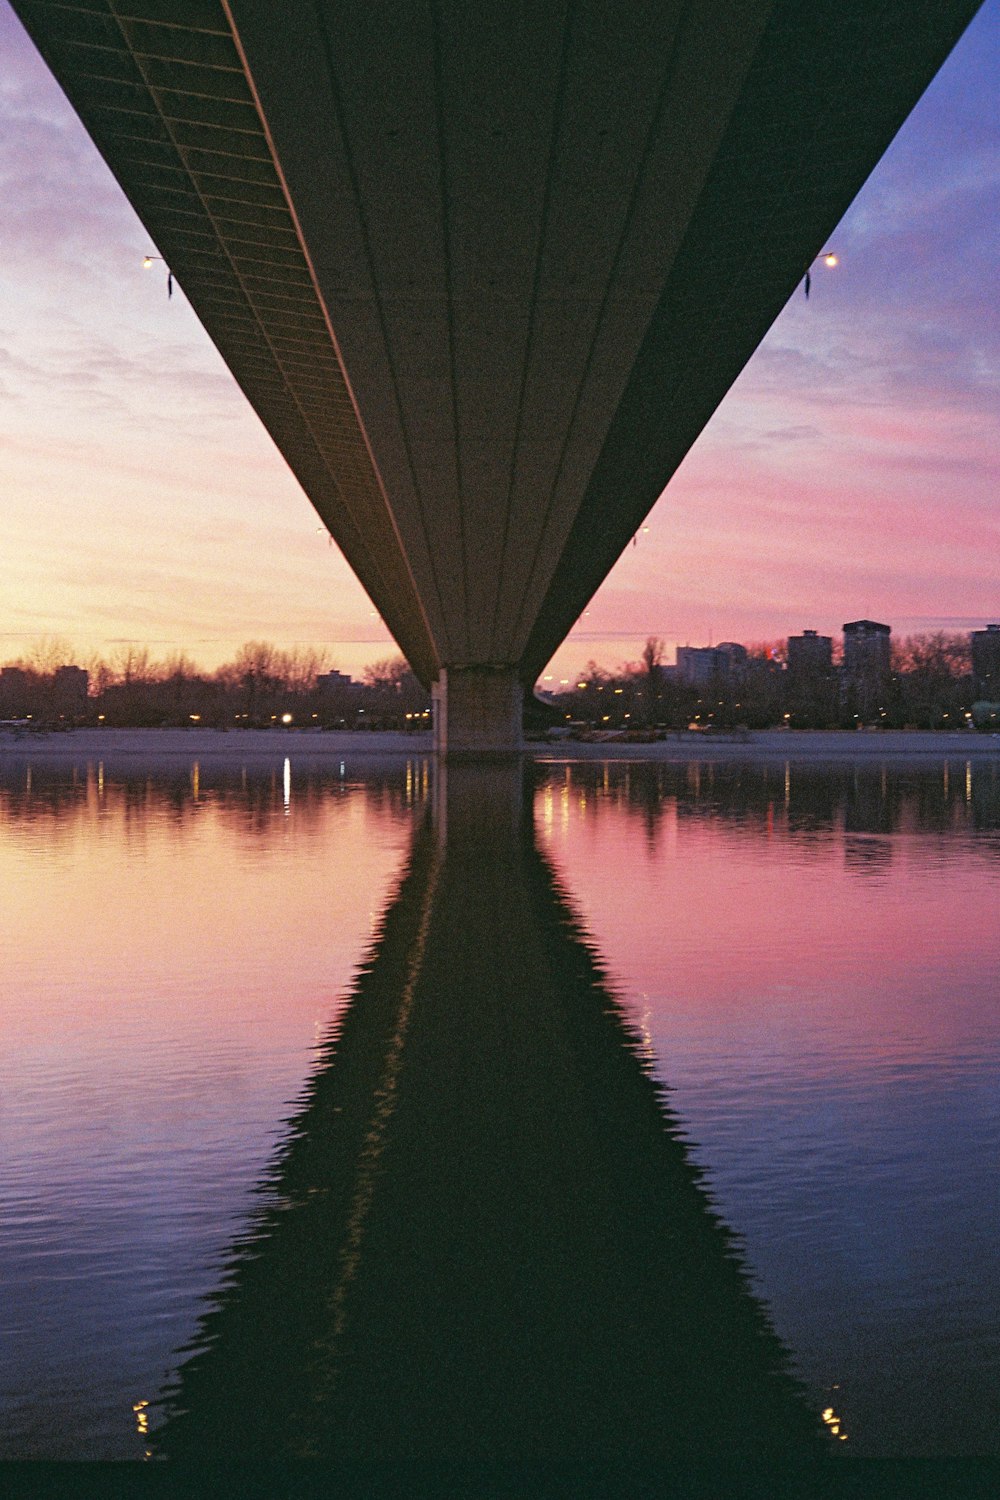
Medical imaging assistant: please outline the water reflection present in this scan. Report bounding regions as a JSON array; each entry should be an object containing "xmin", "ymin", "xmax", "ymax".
[
  {"xmin": 533, "ymin": 757, "xmax": 1000, "ymax": 860},
  {"xmin": 535, "ymin": 757, "xmax": 1000, "ymax": 1458},
  {"xmin": 153, "ymin": 764, "xmax": 819, "ymax": 1462},
  {"xmin": 3, "ymin": 750, "xmax": 997, "ymax": 1459},
  {"xmin": 4, "ymin": 752, "xmax": 997, "ymax": 844},
  {"xmin": 0, "ymin": 755, "xmax": 428, "ymax": 850},
  {"xmin": 0, "ymin": 754, "xmax": 419, "ymax": 1460}
]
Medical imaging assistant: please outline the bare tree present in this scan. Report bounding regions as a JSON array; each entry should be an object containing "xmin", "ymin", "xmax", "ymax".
[
  {"xmin": 110, "ymin": 643, "xmax": 154, "ymax": 686},
  {"xmin": 84, "ymin": 652, "xmax": 114, "ymax": 699},
  {"xmin": 892, "ymin": 632, "xmax": 971, "ymax": 729},
  {"xmin": 641, "ymin": 636, "xmax": 665, "ymax": 683},
  {"xmin": 362, "ymin": 656, "xmax": 426, "ymax": 723},
  {"xmin": 26, "ymin": 636, "xmax": 74, "ymax": 674},
  {"xmin": 222, "ymin": 641, "xmax": 283, "ymax": 723},
  {"xmin": 282, "ymin": 644, "xmax": 331, "ymax": 695}
]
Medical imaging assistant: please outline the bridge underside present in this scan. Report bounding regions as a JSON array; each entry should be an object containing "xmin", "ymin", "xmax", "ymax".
[{"xmin": 13, "ymin": 0, "xmax": 980, "ymax": 750}]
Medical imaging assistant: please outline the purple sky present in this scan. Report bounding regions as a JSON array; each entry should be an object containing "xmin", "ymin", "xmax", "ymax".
[{"xmin": 1, "ymin": 3, "xmax": 997, "ymax": 680}]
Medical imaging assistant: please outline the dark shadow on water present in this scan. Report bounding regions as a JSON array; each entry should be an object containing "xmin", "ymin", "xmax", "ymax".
[{"xmin": 152, "ymin": 763, "xmax": 821, "ymax": 1463}]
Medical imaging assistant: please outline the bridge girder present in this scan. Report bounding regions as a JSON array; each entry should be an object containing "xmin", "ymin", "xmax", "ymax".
[{"xmin": 12, "ymin": 0, "xmax": 981, "ymax": 700}]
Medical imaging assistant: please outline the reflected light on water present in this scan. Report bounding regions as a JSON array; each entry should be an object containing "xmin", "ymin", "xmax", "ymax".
[
  {"xmin": 0, "ymin": 751, "xmax": 998, "ymax": 1460},
  {"xmin": 0, "ymin": 753, "xmax": 421, "ymax": 1459},
  {"xmin": 535, "ymin": 755, "xmax": 1000, "ymax": 1458}
]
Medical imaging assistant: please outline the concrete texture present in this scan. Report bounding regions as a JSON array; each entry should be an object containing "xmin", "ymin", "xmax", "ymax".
[
  {"xmin": 432, "ymin": 666, "xmax": 522, "ymax": 758},
  {"xmin": 11, "ymin": 0, "xmax": 983, "ymax": 724}
]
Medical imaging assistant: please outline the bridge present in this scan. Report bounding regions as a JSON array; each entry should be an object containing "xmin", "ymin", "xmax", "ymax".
[{"xmin": 13, "ymin": 1, "xmax": 981, "ymax": 752}]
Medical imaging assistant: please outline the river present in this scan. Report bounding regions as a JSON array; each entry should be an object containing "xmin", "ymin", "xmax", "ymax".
[{"xmin": 1, "ymin": 749, "xmax": 998, "ymax": 1461}]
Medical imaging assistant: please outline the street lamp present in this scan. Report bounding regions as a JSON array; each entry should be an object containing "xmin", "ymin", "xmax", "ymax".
[
  {"xmin": 803, "ymin": 251, "xmax": 838, "ymax": 299},
  {"xmin": 142, "ymin": 254, "xmax": 173, "ymax": 298}
]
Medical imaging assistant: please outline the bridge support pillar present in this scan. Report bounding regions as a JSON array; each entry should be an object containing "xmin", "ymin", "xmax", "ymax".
[{"xmin": 432, "ymin": 666, "xmax": 522, "ymax": 757}]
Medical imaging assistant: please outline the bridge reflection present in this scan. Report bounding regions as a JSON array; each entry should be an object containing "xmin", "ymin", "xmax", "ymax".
[{"xmin": 153, "ymin": 763, "xmax": 818, "ymax": 1463}]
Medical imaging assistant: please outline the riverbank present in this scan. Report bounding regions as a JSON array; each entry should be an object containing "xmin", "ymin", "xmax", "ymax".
[{"xmin": 1, "ymin": 725, "xmax": 998, "ymax": 764}]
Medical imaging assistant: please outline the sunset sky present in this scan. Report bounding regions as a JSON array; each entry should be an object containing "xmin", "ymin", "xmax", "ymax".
[{"xmin": 1, "ymin": 3, "xmax": 997, "ymax": 682}]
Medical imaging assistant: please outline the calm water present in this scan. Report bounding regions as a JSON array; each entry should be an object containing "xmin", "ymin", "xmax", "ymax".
[{"xmin": 1, "ymin": 751, "xmax": 998, "ymax": 1460}]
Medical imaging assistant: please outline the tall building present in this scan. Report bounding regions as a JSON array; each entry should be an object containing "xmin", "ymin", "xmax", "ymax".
[
  {"xmin": 53, "ymin": 665, "xmax": 89, "ymax": 715},
  {"xmin": 714, "ymin": 642, "xmax": 749, "ymax": 677},
  {"xmin": 786, "ymin": 629, "xmax": 835, "ymax": 726},
  {"xmin": 842, "ymin": 620, "xmax": 891, "ymax": 679},
  {"xmin": 786, "ymin": 630, "xmax": 832, "ymax": 679},
  {"xmin": 971, "ymin": 625, "xmax": 1000, "ymax": 699},
  {"xmin": 842, "ymin": 620, "xmax": 892, "ymax": 723}
]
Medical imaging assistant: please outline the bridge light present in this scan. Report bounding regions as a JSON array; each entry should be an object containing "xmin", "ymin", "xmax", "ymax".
[
  {"xmin": 803, "ymin": 250, "xmax": 839, "ymax": 298},
  {"xmin": 141, "ymin": 253, "xmax": 173, "ymax": 297}
]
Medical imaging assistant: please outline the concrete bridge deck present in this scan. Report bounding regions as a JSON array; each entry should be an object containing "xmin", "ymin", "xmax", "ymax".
[{"xmin": 11, "ymin": 0, "xmax": 982, "ymax": 750}]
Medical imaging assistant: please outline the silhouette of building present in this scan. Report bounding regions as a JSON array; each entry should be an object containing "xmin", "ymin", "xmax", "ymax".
[
  {"xmin": 53, "ymin": 665, "xmax": 89, "ymax": 716},
  {"xmin": 842, "ymin": 620, "xmax": 892, "ymax": 723},
  {"xmin": 787, "ymin": 630, "xmax": 833, "ymax": 679},
  {"xmin": 971, "ymin": 625, "xmax": 1000, "ymax": 699},
  {"xmin": 786, "ymin": 630, "xmax": 835, "ymax": 727},
  {"xmin": 316, "ymin": 669, "xmax": 356, "ymax": 693},
  {"xmin": 714, "ymin": 642, "xmax": 749, "ymax": 677},
  {"xmin": 0, "ymin": 667, "xmax": 29, "ymax": 717},
  {"xmin": 842, "ymin": 620, "xmax": 891, "ymax": 678},
  {"xmin": 676, "ymin": 643, "xmax": 747, "ymax": 686},
  {"xmin": 675, "ymin": 647, "xmax": 714, "ymax": 686}
]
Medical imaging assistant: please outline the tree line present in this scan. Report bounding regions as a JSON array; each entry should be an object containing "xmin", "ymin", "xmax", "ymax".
[
  {"xmin": 0, "ymin": 630, "xmax": 992, "ymax": 732},
  {"xmin": 0, "ymin": 640, "xmax": 429, "ymax": 729}
]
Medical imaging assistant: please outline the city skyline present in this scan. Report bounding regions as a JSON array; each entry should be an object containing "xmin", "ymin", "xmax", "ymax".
[
  {"xmin": 2, "ymin": 615, "xmax": 993, "ymax": 684},
  {"xmin": 1, "ymin": 3, "xmax": 997, "ymax": 682}
]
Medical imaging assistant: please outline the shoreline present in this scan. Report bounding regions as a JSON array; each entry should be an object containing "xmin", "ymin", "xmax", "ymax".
[{"xmin": 1, "ymin": 725, "xmax": 998, "ymax": 765}]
